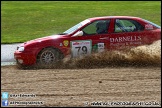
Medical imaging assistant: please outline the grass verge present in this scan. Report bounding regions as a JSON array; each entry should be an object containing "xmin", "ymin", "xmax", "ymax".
[{"xmin": 1, "ymin": 1, "xmax": 161, "ymax": 43}]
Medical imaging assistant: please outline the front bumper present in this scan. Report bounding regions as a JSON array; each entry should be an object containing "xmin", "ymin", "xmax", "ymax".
[{"xmin": 14, "ymin": 50, "xmax": 36, "ymax": 66}]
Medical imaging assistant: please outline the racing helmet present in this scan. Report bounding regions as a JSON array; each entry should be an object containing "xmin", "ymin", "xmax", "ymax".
[{"xmin": 96, "ymin": 21, "xmax": 108, "ymax": 34}]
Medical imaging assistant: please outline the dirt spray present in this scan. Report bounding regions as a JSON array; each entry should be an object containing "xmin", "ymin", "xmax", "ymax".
[{"xmin": 56, "ymin": 40, "xmax": 161, "ymax": 69}]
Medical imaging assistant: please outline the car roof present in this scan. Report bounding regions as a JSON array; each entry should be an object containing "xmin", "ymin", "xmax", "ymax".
[{"xmin": 88, "ymin": 16, "xmax": 142, "ymax": 21}]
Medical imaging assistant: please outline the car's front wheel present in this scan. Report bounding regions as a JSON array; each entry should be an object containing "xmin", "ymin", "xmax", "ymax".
[{"xmin": 37, "ymin": 48, "xmax": 63, "ymax": 68}]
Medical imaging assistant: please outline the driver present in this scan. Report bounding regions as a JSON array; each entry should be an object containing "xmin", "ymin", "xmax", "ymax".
[{"xmin": 96, "ymin": 21, "xmax": 108, "ymax": 34}]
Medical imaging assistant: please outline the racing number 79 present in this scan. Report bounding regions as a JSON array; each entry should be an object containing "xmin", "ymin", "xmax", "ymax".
[{"xmin": 75, "ymin": 46, "xmax": 88, "ymax": 55}]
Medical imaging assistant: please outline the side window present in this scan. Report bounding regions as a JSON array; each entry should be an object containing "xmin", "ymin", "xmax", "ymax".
[
  {"xmin": 114, "ymin": 19, "xmax": 144, "ymax": 33},
  {"xmin": 82, "ymin": 20, "xmax": 110, "ymax": 35}
]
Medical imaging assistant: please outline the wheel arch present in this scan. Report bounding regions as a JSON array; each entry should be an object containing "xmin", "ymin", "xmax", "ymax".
[{"xmin": 36, "ymin": 46, "xmax": 64, "ymax": 60}]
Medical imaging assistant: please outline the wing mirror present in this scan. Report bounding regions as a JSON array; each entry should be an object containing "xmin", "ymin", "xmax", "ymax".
[{"xmin": 72, "ymin": 31, "xmax": 83, "ymax": 37}]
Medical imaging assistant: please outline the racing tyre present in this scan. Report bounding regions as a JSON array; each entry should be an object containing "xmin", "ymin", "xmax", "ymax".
[{"xmin": 37, "ymin": 48, "xmax": 63, "ymax": 68}]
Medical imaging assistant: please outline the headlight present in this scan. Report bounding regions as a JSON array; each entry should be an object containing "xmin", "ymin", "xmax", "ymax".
[{"xmin": 18, "ymin": 46, "xmax": 25, "ymax": 52}]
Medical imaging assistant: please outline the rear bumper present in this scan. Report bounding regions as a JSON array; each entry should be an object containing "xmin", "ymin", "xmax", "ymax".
[{"xmin": 14, "ymin": 50, "xmax": 36, "ymax": 66}]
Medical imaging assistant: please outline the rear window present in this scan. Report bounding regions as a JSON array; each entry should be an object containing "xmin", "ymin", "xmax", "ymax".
[{"xmin": 114, "ymin": 19, "xmax": 144, "ymax": 33}]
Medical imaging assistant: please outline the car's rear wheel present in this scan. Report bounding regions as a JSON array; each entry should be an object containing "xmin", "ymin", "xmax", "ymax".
[{"xmin": 37, "ymin": 48, "xmax": 63, "ymax": 68}]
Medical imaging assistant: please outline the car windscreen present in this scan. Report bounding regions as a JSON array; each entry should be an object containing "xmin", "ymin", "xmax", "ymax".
[
  {"xmin": 143, "ymin": 19, "xmax": 161, "ymax": 29},
  {"xmin": 63, "ymin": 19, "xmax": 90, "ymax": 34}
]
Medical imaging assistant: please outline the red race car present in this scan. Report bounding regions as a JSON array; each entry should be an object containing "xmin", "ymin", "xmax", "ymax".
[{"xmin": 14, "ymin": 16, "xmax": 161, "ymax": 67}]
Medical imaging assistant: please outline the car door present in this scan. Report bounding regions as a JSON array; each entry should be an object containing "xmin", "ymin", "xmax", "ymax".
[
  {"xmin": 109, "ymin": 18, "xmax": 146, "ymax": 50},
  {"xmin": 70, "ymin": 19, "xmax": 111, "ymax": 57}
]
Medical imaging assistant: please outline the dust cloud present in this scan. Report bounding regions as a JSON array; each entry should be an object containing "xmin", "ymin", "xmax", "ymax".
[{"xmin": 60, "ymin": 40, "xmax": 161, "ymax": 69}]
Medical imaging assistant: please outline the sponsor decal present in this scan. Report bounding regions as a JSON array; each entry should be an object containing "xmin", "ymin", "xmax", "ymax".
[
  {"xmin": 63, "ymin": 40, "xmax": 69, "ymax": 47},
  {"xmin": 70, "ymin": 40, "xmax": 92, "ymax": 58},
  {"xmin": 60, "ymin": 43, "xmax": 63, "ymax": 46},
  {"xmin": 97, "ymin": 43, "xmax": 105, "ymax": 53},
  {"xmin": 110, "ymin": 36, "xmax": 141, "ymax": 43},
  {"xmin": 99, "ymin": 37, "xmax": 109, "ymax": 40},
  {"xmin": 92, "ymin": 44, "xmax": 98, "ymax": 52},
  {"xmin": 72, "ymin": 41, "xmax": 90, "ymax": 45},
  {"xmin": 145, "ymin": 24, "xmax": 153, "ymax": 30},
  {"xmin": 109, "ymin": 36, "xmax": 142, "ymax": 49},
  {"xmin": 116, "ymin": 26, "xmax": 136, "ymax": 31},
  {"xmin": 73, "ymin": 42, "xmax": 80, "ymax": 45},
  {"xmin": 110, "ymin": 42, "xmax": 125, "ymax": 47}
]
